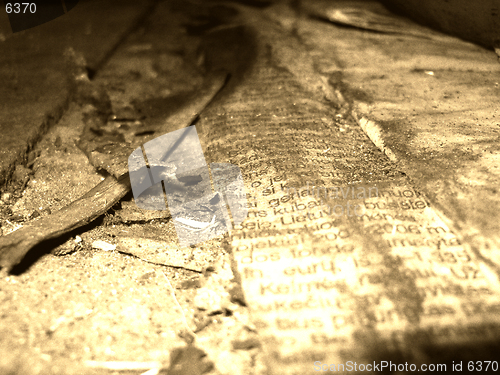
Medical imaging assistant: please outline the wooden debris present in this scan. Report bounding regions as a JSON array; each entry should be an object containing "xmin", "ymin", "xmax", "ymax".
[{"xmin": 0, "ymin": 174, "xmax": 130, "ymax": 272}]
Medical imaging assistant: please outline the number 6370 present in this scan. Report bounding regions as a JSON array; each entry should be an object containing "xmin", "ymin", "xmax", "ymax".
[{"xmin": 6, "ymin": 3, "xmax": 36, "ymax": 14}]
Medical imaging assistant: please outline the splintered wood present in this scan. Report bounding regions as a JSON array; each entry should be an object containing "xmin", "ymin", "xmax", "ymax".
[{"xmin": 0, "ymin": 175, "xmax": 130, "ymax": 271}]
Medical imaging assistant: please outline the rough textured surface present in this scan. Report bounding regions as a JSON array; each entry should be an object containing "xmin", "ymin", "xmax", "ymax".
[
  {"xmin": 1, "ymin": 0, "xmax": 500, "ymax": 374},
  {"xmin": 0, "ymin": 0, "xmax": 153, "ymax": 189},
  {"xmin": 296, "ymin": 0, "xmax": 500, "ymax": 269},
  {"xmin": 188, "ymin": 3, "xmax": 500, "ymax": 372},
  {"xmin": 0, "ymin": 2, "xmax": 264, "ymax": 374}
]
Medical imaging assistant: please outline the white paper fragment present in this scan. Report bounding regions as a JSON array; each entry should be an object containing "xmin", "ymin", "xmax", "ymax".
[{"xmin": 92, "ymin": 240, "xmax": 116, "ymax": 251}]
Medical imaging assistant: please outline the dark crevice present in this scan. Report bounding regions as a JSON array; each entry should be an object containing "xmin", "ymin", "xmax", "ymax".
[
  {"xmin": 86, "ymin": 1, "xmax": 160, "ymax": 79},
  {"xmin": 116, "ymin": 250, "xmax": 202, "ymax": 273}
]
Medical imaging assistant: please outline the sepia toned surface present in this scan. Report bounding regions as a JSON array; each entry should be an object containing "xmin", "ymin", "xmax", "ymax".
[
  {"xmin": 0, "ymin": 0, "xmax": 499, "ymax": 374},
  {"xmin": 197, "ymin": 4, "xmax": 500, "ymax": 371}
]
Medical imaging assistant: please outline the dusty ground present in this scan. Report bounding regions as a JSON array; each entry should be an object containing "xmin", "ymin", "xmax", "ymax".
[
  {"xmin": 0, "ymin": 100, "xmax": 264, "ymax": 374},
  {"xmin": 0, "ymin": 2, "xmax": 264, "ymax": 374}
]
